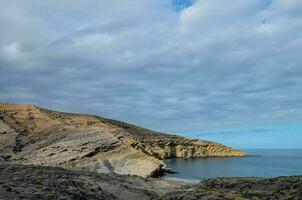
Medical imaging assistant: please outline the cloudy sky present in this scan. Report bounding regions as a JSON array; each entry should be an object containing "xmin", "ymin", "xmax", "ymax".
[{"xmin": 1, "ymin": 0, "xmax": 302, "ymax": 136}]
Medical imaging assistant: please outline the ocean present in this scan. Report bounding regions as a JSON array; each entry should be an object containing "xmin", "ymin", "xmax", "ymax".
[{"xmin": 164, "ymin": 149, "xmax": 302, "ymax": 183}]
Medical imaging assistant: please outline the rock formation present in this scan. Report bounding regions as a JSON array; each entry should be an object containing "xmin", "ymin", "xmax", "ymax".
[{"xmin": 0, "ymin": 103, "xmax": 245, "ymax": 177}]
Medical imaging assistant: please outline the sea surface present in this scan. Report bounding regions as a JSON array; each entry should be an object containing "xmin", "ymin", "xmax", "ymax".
[{"xmin": 164, "ymin": 149, "xmax": 302, "ymax": 183}]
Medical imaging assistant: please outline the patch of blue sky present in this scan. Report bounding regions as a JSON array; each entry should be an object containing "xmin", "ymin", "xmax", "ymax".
[
  {"xmin": 260, "ymin": 0, "xmax": 273, "ymax": 10},
  {"xmin": 171, "ymin": 0, "xmax": 195, "ymax": 12}
]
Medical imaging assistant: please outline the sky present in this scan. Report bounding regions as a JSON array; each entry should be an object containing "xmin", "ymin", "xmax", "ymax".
[
  {"xmin": 0, "ymin": 0, "xmax": 302, "ymax": 148},
  {"xmin": 183, "ymin": 123, "xmax": 302, "ymax": 149}
]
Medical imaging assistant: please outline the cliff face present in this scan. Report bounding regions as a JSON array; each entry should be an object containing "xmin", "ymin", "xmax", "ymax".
[
  {"xmin": 127, "ymin": 138, "xmax": 244, "ymax": 160},
  {"xmin": 0, "ymin": 103, "xmax": 245, "ymax": 177}
]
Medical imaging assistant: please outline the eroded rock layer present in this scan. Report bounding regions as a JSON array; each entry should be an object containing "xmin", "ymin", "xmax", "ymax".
[{"xmin": 0, "ymin": 103, "xmax": 245, "ymax": 177}]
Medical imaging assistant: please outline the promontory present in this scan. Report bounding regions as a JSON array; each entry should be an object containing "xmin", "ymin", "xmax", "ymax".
[{"xmin": 0, "ymin": 103, "xmax": 245, "ymax": 177}]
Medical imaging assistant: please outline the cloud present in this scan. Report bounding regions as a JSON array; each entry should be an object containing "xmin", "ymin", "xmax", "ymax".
[{"xmin": 0, "ymin": 0, "xmax": 302, "ymax": 132}]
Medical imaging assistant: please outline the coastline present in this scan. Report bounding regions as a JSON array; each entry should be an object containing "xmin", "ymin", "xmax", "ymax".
[
  {"xmin": 2, "ymin": 103, "xmax": 301, "ymax": 198},
  {"xmin": 163, "ymin": 149, "xmax": 302, "ymax": 182},
  {"xmin": 0, "ymin": 102, "xmax": 245, "ymax": 178}
]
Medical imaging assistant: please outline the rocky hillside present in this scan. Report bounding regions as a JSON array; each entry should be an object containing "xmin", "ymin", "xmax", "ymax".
[
  {"xmin": 162, "ymin": 176, "xmax": 302, "ymax": 199},
  {"xmin": 1, "ymin": 164, "xmax": 301, "ymax": 200},
  {"xmin": 0, "ymin": 164, "xmax": 186, "ymax": 200},
  {"xmin": 0, "ymin": 103, "xmax": 245, "ymax": 177}
]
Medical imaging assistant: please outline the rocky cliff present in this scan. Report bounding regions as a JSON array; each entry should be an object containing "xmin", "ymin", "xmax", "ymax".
[{"xmin": 0, "ymin": 103, "xmax": 245, "ymax": 177}]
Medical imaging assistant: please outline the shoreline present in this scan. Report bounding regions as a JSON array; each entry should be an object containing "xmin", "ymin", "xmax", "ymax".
[
  {"xmin": 161, "ymin": 176, "xmax": 201, "ymax": 184},
  {"xmin": 162, "ymin": 149, "xmax": 302, "ymax": 183}
]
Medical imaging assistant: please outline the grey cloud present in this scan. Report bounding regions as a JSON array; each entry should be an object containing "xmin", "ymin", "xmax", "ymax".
[{"xmin": 0, "ymin": 0, "xmax": 302, "ymax": 132}]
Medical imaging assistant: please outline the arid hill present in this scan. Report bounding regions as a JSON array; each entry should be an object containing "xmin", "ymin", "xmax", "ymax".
[{"xmin": 0, "ymin": 103, "xmax": 245, "ymax": 177}]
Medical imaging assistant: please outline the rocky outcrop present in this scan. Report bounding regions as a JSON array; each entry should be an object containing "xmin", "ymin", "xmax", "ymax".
[
  {"xmin": 1, "ymin": 164, "xmax": 301, "ymax": 200},
  {"xmin": 0, "ymin": 103, "xmax": 245, "ymax": 177},
  {"xmin": 162, "ymin": 176, "xmax": 302, "ymax": 199},
  {"xmin": 0, "ymin": 164, "xmax": 187, "ymax": 200},
  {"xmin": 127, "ymin": 138, "xmax": 244, "ymax": 160}
]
